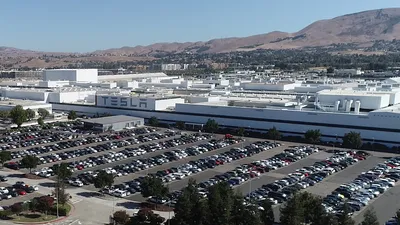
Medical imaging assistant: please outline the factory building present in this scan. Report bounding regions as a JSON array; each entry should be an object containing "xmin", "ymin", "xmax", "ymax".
[
  {"xmin": 43, "ymin": 69, "xmax": 98, "ymax": 83},
  {"xmin": 81, "ymin": 115, "xmax": 144, "ymax": 131}
]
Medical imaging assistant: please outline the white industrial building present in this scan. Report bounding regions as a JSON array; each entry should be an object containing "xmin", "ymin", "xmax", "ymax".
[
  {"xmin": 2, "ymin": 69, "xmax": 400, "ymax": 146},
  {"xmin": 43, "ymin": 69, "xmax": 98, "ymax": 83},
  {"xmin": 0, "ymin": 98, "xmax": 52, "ymax": 116},
  {"xmin": 95, "ymin": 93, "xmax": 185, "ymax": 111}
]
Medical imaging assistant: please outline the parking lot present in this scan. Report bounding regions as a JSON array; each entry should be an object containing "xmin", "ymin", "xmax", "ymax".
[{"xmin": 1, "ymin": 124, "xmax": 400, "ymax": 224}]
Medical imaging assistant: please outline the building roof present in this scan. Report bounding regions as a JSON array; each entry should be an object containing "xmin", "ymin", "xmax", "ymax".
[{"xmin": 81, "ymin": 115, "xmax": 143, "ymax": 125}]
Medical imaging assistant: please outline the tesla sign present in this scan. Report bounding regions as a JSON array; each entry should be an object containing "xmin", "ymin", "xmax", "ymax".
[{"xmin": 97, "ymin": 96, "xmax": 148, "ymax": 109}]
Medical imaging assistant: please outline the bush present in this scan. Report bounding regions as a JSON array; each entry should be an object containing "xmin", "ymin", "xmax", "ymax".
[
  {"xmin": 50, "ymin": 204, "xmax": 70, "ymax": 216},
  {"xmin": 0, "ymin": 210, "xmax": 12, "ymax": 219}
]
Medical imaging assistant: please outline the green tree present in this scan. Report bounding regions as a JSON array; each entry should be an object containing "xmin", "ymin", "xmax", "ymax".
[
  {"xmin": 230, "ymin": 193, "xmax": 247, "ymax": 225},
  {"xmin": 327, "ymin": 67, "xmax": 335, "ymax": 73},
  {"xmin": 242, "ymin": 204, "xmax": 261, "ymax": 225},
  {"xmin": 0, "ymin": 151, "xmax": 11, "ymax": 168},
  {"xmin": 113, "ymin": 210, "xmax": 130, "ymax": 225},
  {"xmin": 305, "ymin": 129, "xmax": 321, "ymax": 147},
  {"xmin": 228, "ymin": 100, "xmax": 235, "ymax": 106},
  {"xmin": 173, "ymin": 178, "xmax": 201, "ymax": 225},
  {"xmin": 26, "ymin": 108, "xmax": 36, "ymax": 121},
  {"xmin": 148, "ymin": 117, "xmax": 159, "ymax": 127},
  {"xmin": 52, "ymin": 186, "xmax": 70, "ymax": 205},
  {"xmin": 130, "ymin": 208, "xmax": 165, "ymax": 225},
  {"xmin": 67, "ymin": 110, "xmax": 77, "ymax": 120},
  {"xmin": 0, "ymin": 110, "xmax": 10, "ymax": 119},
  {"xmin": 260, "ymin": 200, "xmax": 275, "ymax": 225},
  {"xmin": 237, "ymin": 127, "xmax": 245, "ymax": 137},
  {"xmin": 20, "ymin": 155, "xmax": 40, "ymax": 173},
  {"xmin": 94, "ymin": 170, "xmax": 114, "ymax": 191},
  {"xmin": 38, "ymin": 108, "xmax": 50, "ymax": 119},
  {"xmin": 207, "ymin": 182, "xmax": 234, "ymax": 225},
  {"xmin": 9, "ymin": 105, "xmax": 27, "ymax": 127},
  {"xmin": 280, "ymin": 193, "xmax": 305, "ymax": 225},
  {"xmin": 336, "ymin": 203, "xmax": 355, "ymax": 225},
  {"xmin": 267, "ymin": 126, "xmax": 281, "ymax": 144},
  {"xmin": 204, "ymin": 119, "xmax": 219, "ymax": 133},
  {"xmin": 140, "ymin": 176, "xmax": 169, "ymax": 206},
  {"xmin": 360, "ymin": 208, "xmax": 379, "ymax": 225},
  {"xmin": 175, "ymin": 121, "xmax": 185, "ymax": 130},
  {"xmin": 342, "ymin": 131, "xmax": 362, "ymax": 149},
  {"xmin": 37, "ymin": 117, "xmax": 45, "ymax": 127}
]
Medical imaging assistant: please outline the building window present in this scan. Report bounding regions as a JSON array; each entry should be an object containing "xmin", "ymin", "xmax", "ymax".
[{"xmin": 125, "ymin": 123, "xmax": 130, "ymax": 128}]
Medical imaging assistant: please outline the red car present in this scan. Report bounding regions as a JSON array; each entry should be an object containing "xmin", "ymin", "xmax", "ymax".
[{"xmin": 17, "ymin": 189, "xmax": 26, "ymax": 195}]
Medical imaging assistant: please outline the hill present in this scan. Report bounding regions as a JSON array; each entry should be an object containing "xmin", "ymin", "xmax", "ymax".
[{"xmin": 2, "ymin": 8, "xmax": 400, "ymax": 68}]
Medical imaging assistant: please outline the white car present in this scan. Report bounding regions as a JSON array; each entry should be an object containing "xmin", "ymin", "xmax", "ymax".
[
  {"xmin": 0, "ymin": 187, "xmax": 9, "ymax": 194},
  {"xmin": 71, "ymin": 181, "xmax": 83, "ymax": 187}
]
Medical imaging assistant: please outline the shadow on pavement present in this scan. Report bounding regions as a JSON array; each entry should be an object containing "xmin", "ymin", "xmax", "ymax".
[
  {"xmin": 76, "ymin": 191, "xmax": 102, "ymax": 198},
  {"xmin": 7, "ymin": 173, "xmax": 25, "ymax": 178},
  {"xmin": 38, "ymin": 182, "xmax": 56, "ymax": 188},
  {"xmin": 116, "ymin": 201, "xmax": 141, "ymax": 210}
]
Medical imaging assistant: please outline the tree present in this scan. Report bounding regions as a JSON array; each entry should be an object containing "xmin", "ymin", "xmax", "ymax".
[
  {"xmin": 342, "ymin": 132, "xmax": 362, "ymax": 149},
  {"xmin": 280, "ymin": 193, "xmax": 305, "ymax": 225},
  {"xmin": 52, "ymin": 186, "xmax": 70, "ymax": 205},
  {"xmin": 10, "ymin": 203, "xmax": 23, "ymax": 216},
  {"xmin": 231, "ymin": 193, "xmax": 248, "ymax": 225},
  {"xmin": 113, "ymin": 210, "xmax": 130, "ymax": 225},
  {"xmin": 26, "ymin": 108, "xmax": 36, "ymax": 121},
  {"xmin": 204, "ymin": 119, "xmax": 219, "ymax": 133},
  {"xmin": 237, "ymin": 127, "xmax": 245, "ymax": 137},
  {"xmin": 9, "ymin": 105, "xmax": 27, "ymax": 127},
  {"xmin": 360, "ymin": 208, "xmax": 379, "ymax": 225},
  {"xmin": 327, "ymin": 67, "xmax": 335, "ymax": 73},
  {"xmin": 140, "ymin": 176, "xmax": 169, "ymax": 206},
  {"xmin": 37, "ymin": 196, "xmax": 54, "ymax": 216},
  {"xmin": 67, "ymin": 110, "xmax": 77, "ymax": 120},
  {"xmin": 173, "ymin": 178, "xmax": 201, "ymax": 224},
  {"xmin": 53, "ymin": 163, "xmax": 72, "ymax": 182},
  {"xmin": 305, "ymin": 129, "xmax": 321, "ymax": 147},
  {"xmin": 148, "ymin": 117, "xmax": 159, "ymax": 127},
  {"xmin": 94, "ymin": 170, "xmax": 114, "ymax": 191},
  {"xmin": 175, "ymin": 121, "xmax": 185, "ymax": 130},
  {"xmin": 130, "ymin": 208, "xmax": 165, "ymax": 225},
  {"xmin": 260, "ymin": 200, "xmax": 275, "ymax": 225},
  {"xmin": 0, "ymin": 151, "xmax": 11, "ymax": 168},
  {"xmin": 20, "ymin": 155, "xmax": 40, "ymax": 173},
  {"xmin": 207, "ymin": 182, "xmax": 234, "ymax": 225},
  {"xmin": 336, "ymin": 203, "xmax": 355, "ymax": 225},
  {"xmin": 38, "ymin": 108, "xmax": 50, "ymax": 119},
  {"xmin": 267, "ymin": 127, "xmax": 281, "ymax": 144},
  {"xmin": 228, "ymin": 100, "xmax": 235, "ymax": 106},
  {"xmin": 0, "ymin": 110, "xmax": 10, "ymax": 119},
  {"xmin": 37, "ymin": 117, "xmax": 45, "ymax": 127}
]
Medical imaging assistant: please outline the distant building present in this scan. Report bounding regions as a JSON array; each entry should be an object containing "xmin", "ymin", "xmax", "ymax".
[
  {"xmin": 81, "ymin": 115, "xmax": 144, "ymax": 131},
  {"xmin": 334, "ymin": 69, "xmax": 362, "ymax": 76},
  {"xmin": 161, "ymin": 64, "xmax": 182, "ymax": 71},
  {"xmin": 0, "ymin": 71, "xmax": 42, "ymax": 79}
]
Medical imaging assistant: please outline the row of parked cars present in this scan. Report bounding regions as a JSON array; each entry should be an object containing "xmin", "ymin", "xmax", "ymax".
[
  {"xmin": 9, "ymin": 127, "xmax": 160, "ymax": 160},
  {"xmin": 6, "ymin": 128, "xmax": 171, "ymax": 171},
  {"xmin": 0, "ymin": 181, "xmax": 39, "ymax": 201},
  {"xmin": 247, "ymin": 149, "xmax": 366, "ymax": 207},
  {"xmin": 80, "ymin": 137, "xmax": 238, "ymax": 197},
  {"xmin": 65, "ymin": 133, "xmax": 216, "ymax": 189},
  {"xmin": 151, "ymin": 139, "xmax": 257, "ymax": 184},
  {"xmin": 323, "ymin": 155, "xmax": 399, "ymax": 216},
  {"xmin": 144, "ymin": 141, "xmax": 283, "ymax": 205},
  {"xmin": 62, "ymin": 132, "xmax": 212, "ymax": 176}
]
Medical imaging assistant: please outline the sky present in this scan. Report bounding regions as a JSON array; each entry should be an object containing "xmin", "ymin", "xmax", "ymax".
[{"xmin": 1, "ymin": 0, "xmax": 400, "ymax": 52}]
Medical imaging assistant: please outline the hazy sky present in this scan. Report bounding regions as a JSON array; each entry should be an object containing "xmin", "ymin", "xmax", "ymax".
[{"xmin": 1, "ymin": 0, "xmax": 400, "ymax": 52}]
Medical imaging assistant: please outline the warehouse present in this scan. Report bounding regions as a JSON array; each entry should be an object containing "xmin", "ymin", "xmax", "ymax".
[{"xmin": 81, "ymin": 115, "xmax": 144, "ymax": 131}]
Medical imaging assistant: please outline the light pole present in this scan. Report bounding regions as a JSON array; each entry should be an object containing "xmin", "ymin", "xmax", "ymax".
[{"xmin": 56, "ymin": 166, "xmax": 59, "ymax": 218}]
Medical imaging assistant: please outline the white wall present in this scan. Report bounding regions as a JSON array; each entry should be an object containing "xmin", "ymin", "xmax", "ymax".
[
  {"xmin": 43, "ymin": 69, "xmax": 98, "ymax": 83},
  {"xmin": 2, "ymin": 89, "xmax": 49, "ymax": 102},
  {"xmin": 154, "ymin": 98, "xmax": 185, "ymax": 110},
  {"xmin": 317, "ymin": 92, "xmax": 390, "ymax": 110},
  {"xmin": 52, "ymin": 103, "xmax": 400, "ymax": 146}
]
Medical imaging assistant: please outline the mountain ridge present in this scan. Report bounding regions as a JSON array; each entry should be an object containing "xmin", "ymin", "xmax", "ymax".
[{"xmin": 2, "ymin": 8, "xmax": 400, "ymax": 66}]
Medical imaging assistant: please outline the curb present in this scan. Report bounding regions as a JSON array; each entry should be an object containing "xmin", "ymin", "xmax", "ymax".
[{"xmin": 12, "ymin": 203, "xmax": 75, "ymax": 225}]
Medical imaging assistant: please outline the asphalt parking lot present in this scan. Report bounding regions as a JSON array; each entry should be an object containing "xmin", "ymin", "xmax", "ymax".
[
  {"xmin": 234, "ymin": 151, "xmax": 332, "ymax": 195},
  {"xmin": 2, "ymin": 124, "xmax": 400, "ymax": 224}
]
